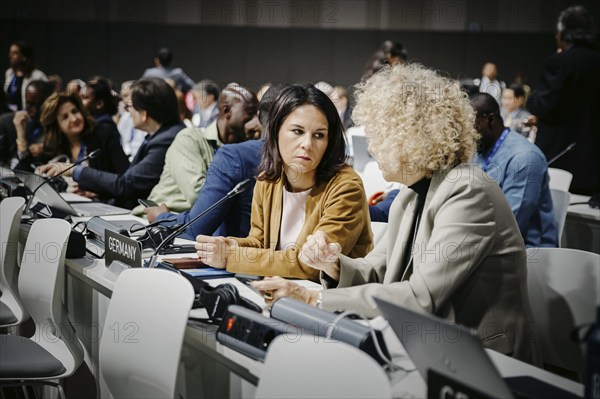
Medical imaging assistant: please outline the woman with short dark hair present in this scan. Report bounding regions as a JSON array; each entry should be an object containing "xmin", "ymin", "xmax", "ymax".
[{"xmin": 195, "ymin": 84, "xmax": 373, "ymax": 282}]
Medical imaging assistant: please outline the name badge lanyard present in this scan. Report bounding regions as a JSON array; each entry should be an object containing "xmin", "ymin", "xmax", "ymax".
[
  {"xmin": 76, "ymin": 143, "xmax": 88, "ymax": 165},
  {"xmin": 482, "ymin": 128, "xmax": 509, "ymax": 172}
]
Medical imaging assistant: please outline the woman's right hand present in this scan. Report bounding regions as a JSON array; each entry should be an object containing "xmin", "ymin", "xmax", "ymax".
[
  {"xmin": 195, "ymin": 235, "xmax": 237, "ymax": 269},
  {"xmin": 36, "ymin": 162, "xmax": 72, "ymax": 177},
  {"xmin": 299, "ymin": 230, "xmax": 341, "ymax": 281}
]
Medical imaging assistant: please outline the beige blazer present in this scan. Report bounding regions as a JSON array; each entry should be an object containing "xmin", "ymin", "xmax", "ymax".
[
  {"xmin": 322, "ymin": 163, "xmax": 541, "ymax": 364},
  {"xmin": 227, "ymin": 166, "xmax": 373, "ymax": 281}
]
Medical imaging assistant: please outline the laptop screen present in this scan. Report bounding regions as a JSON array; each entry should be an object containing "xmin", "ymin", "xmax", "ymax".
[{"xmin": 373, "ymin": 297, "xmax": 514, "ymax": 399}]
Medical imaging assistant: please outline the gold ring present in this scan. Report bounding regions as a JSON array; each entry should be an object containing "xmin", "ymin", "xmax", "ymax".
[{"xmin": 263, "ymin": 292, "xmax": 273, "ymax": 300}]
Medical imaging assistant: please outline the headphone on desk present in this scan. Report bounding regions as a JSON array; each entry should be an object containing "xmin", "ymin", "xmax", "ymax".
[
  {"xmin": 131, "ymin": 219, "xmax": 178, "ymax": 250},
  {"xmin": 198, "ymin": 282, "xmax": 262, "ymax": 323},
  {"xmin": 156, "ymin": 263, "xmax": 262, "ymax": 323}
]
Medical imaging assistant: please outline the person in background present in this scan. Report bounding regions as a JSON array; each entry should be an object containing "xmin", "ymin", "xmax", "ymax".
[
  {"xmin": 35, "ymin": 93, "xmax": 130, "ymax": 194},
  {"xmin": 40, "ymin": 78, "xmax": 183, "ymax": 208},
  {"xmin": 191, "ymin": 80, "xmax": 219, "ymax": 128},
  {"xmin": 526, "ymin": 5, "xmax": 600, "ymax": 195},
  {"xmin": 117, "ymin": 80, "xmax": 146, "ymax": 161},
  {"xmin": 253, "ymin": 64, "xmax": 540, "ymax": 365},
  {"xmin": 479, "ymin": 62, "xmax": 504, "ymax": 105},
  {"xmin": 381, "ymin": 40, "xmax": 408, "ymax": 66},
  {"xmin": 0, "ymin": 80, "xmax": 53, "ymax": 169},
  {"xmin": 142, "ymin": 47, "xmax": 195, "ymax": 93},
  {"xmin": 257, "ymin": 83, "xmax": 272, "ymax": 101},
  {"xmin": 4, "ymin": 41, "xmax": 47, "ymax": 111},
  {"xmin": 330, "ymin": 85, "xmax": 353, "ymax": 130},
  {"xmin": 133, "ymin": 83, "xmax": 258, "ymax": 216},
  {"xmin": 145, "ymin": 85, "xmax": 283, "ymax": 239},
  {"xmin": 47, "ymin": 74, "xmax": 62, "ymax": 93},
  {"xmin": 13, "ymin": 81, "xmax": 54, "ymax": 169},
  {"xmin": 66, "ymin": 79, "xmax": 85, "ymax": 99},
  {"xmin": 472, "ymin": 93, "xmax": 557, "ymax": 248},
  {"xmin": 501, "ymin": 83, "xmax": 532, "ymax": 139},
  {"xmin": 81, "ymin": 77, "xmax": 123, "ymax": 146},
  {"xmin": 195, "ymin": 84, "xmax": 373, "ymax": 282}
]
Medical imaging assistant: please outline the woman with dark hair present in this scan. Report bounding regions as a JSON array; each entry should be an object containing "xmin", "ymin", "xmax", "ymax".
[
  {"xmin": 195, "ymin": 84, "xmax": 373, "ymax": 282},
  {"xmin": 36, "ymin": 93, "xmax": 129, "ymax": 183},
  {"xmin": 82, "ymin": 77, "xmax": 120, "ymax": 118},
  {"xmin": 4, "ymin": 41, "xmax": 47, "ymax": 111}
]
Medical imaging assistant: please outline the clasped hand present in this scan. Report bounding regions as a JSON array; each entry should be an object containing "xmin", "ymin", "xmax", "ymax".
[{"xmin": 299, "ymin": 230, "xmax": 341, "ymax": 281}]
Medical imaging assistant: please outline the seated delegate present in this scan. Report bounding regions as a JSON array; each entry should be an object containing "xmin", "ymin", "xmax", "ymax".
[
  {"xmin": 36, "ymin": 92, "xmax": 129, "ymax": 189},
  {"xmin": 253, "ymin": 64, "xmax": 541, "ymax": 365},
  {"xmin": 195, "ymin": 84, "xmax": 373, "ymax": 282}
]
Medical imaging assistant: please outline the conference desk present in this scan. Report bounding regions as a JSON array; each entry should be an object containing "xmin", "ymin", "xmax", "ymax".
[
  {"xmin": 59, "ymin": 216, "xmax": 584, "ymax": 398},
  {"xmin": 564, "ymin": 194, "xmax": 600, "ymax": 254}
]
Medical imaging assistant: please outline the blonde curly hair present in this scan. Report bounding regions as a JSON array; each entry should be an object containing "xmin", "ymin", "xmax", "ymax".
[{"xmin": 353, "ymin": 63, "xmax": 478, "ymax": 178}]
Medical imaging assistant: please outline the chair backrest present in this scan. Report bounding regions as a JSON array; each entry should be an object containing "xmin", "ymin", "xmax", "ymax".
[
  {"xmin": 550, "ymin": 188, "xmax": 571, "ymax": 245},
  {"xmin": 547, "ymin": 168, "xmax": 573, "ymax": 192},
  {"xmin": 100, "ymin": 268, "xmax": 194, "ymax": 399},
  {"xmin": 255, "ymin": 335, "xmax": 392, "ymax": 399},
  {"xmin": 0, "ymin": 197, "xmax": 28, "ymax": 326},
  {"xmin": 18, "ymin": 218, "xmax": 83, "ymax": 377},
  {"xmin": 526, "ymin": 247, "xmax": 600, "ymax": 374}
]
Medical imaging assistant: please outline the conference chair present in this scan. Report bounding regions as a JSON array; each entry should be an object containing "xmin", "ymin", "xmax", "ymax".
[
  {"xmin": 99, "ymin": 268, "xmax": 194, "ymax": 398},
  {"xmin": 255, "ymin": 335, "xmax": 392, "ymax": 399},
  {"xmin": 0, "ymin": 218, "xmax": 83, "ymax": 398},
  {"xmin": 550, "ymin": 188, "xmax": 571, "ymax": 246},
  {"xmin": 0, "ymin": 197, "xmax": 28, "ymax": 329},
  {"xmin": 526, "ymin": 247, "xmax": 600, "ymax": 376},
  {"xmin": 548, "ymin": 168, "xmax": 573, "ymax": 192}
]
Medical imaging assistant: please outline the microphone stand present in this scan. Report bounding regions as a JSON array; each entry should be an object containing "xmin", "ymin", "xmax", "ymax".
[
  {"xmin": 24, "ymin": 149, "xmax": 102, "ymax": 216},
  {"xmin": 146, "ymin": 179, "xmax": 252, "ymax": 268}
]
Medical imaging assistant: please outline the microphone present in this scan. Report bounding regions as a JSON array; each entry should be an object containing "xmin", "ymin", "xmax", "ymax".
[
  {"xmin": 129, "ymin": 217, "xmax": 177, "ymax": 234},
  {"xmin": 146, "ymin": 179, "xmax": 252, "ymax": 268},
  {"xmin": 548, "ymin": 142, "xmax": 575, "ymax": 165},
  {"xmin": 24, "ymin": 149, "xmax": 102, "ymax": 216}
]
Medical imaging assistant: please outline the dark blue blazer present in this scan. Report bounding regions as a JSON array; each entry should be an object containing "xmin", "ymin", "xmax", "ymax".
[
  {"xmin": 76, "ymin": 122, "xmax": 184, "ymax": 209},
  {"xmin": 157, "ymin": 139, "xmax": 263, "ymax": 240},
  {"xmin": 369, "ymin": 189, "xmax": 399, "ymax": 223}
]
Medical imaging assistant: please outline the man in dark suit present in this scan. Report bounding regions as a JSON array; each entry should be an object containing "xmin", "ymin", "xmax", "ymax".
[
  {"xmin": 72, "ymin": 78, "xmax": 184, "ymax": 208},
  {"xmin": 527, "ymin": 5, "xmax": 600, "ymax": 195}
]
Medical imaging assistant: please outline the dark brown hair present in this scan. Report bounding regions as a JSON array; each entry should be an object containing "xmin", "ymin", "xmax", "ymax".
[
  {"xmin": 257, "ymin": 84, "xmax": 347, "ymax": 183},
  {"xmin": 40, "ymin": 93, "xmax": 95, "ymax": 155}
]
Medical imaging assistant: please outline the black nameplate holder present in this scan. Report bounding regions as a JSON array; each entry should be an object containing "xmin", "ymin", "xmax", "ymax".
[
  {"xmin": 105, "ymin": 229, "xmax": 142, "ymax": 276},
  {"xmin": 427, "ymin": 369, "xmax": 495, "ymax": 399}
]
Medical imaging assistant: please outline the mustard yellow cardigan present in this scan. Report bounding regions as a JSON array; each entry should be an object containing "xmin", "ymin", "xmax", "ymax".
[{"xmin": 227, "ymin": 166, "xmax": 373, "ymax": 281}]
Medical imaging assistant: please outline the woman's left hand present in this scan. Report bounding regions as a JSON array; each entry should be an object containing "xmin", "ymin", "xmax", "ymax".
[{"xmin": 251, "ymin": 276, "xmax": 319, "ymax": 307}]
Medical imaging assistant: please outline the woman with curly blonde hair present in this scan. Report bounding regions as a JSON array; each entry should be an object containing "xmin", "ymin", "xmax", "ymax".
[{"xmin": 253, "ymin": 63, "xmax": 541, "ymax": 365}]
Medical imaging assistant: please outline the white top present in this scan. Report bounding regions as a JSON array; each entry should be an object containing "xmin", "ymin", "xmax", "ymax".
[
  {"xmin": 277, "ymin": 186, "xmax": 311, "ymax": 250},
  {"xmin": 116, "ymin": 112, "xmax": 146, "ymax": 161}
]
